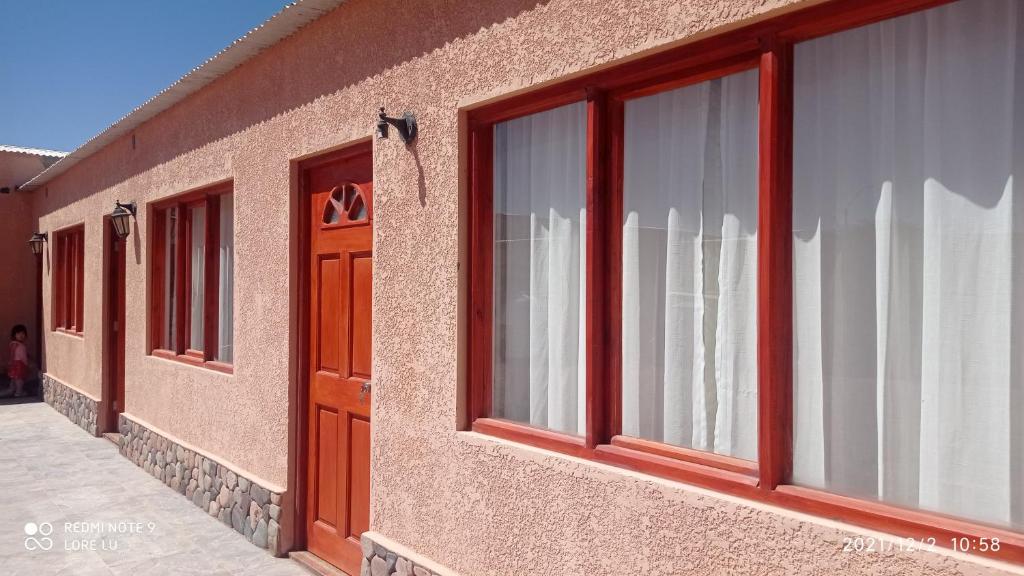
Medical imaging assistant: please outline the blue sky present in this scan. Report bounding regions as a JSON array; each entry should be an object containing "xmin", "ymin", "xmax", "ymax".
[{"xmin": 0, "ymin": 1, "xmax": 292, "ymax": 152}]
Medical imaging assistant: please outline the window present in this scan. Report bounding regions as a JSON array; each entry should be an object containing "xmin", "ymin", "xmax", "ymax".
[
  {"xmin": 217, "ymin": 193, "xmax": 234, "ymax": 363},
  {"xmin": 790, "ymin": 0, "xmax": 1023, "ymax": 533},
  {"xmin": 151, "ymin": 184, "xmax": 233, "ymax": 371},
  {"xmin": 53, "ymin": 225, "xmax": 85, "ymax": 334},
  {"xmin": 621, "ymin": 70, "xmax": 759, "ymax": 460},
  {"xmin": 468, "ymin": 0, "xmax": 1023, "ymax": 562},
  {"xmin": 492, "ymin": 101, "xmax": 587, "ymax": 435}
]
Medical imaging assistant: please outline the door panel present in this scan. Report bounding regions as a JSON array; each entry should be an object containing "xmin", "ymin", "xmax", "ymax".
[
  {"xmin": 315, "ymin": 407, "xmax": 339, "ymax": 528},
  {"xmin": 318, "ymin": 257, "xmax": 342, "ymax": 375},
  {"xmin": 347, "ymin": 414, "xmax": 371, "ymax": 537},
  {"xmin": 306, "ymin": 145, "xmax": 373, "ymax": 574},
  {"xmin": 350, "ymin": 255, "xmax": 372, "ymax": 379},
  {"xmin": 104, "ymin": 225, "xmax": 127, "ymax": 433}
]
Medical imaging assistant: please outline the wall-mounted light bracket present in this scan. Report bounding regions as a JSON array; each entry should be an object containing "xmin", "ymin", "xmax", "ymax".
[
  {"xmin": 28, "ymin": 232, "xmax": 47, "ymax": 255},
  {"xmin": 376, "ymin": 107, "xmax": 418, "ymax": 144},
  {"xmin": 111, "ymin": 200, "xmax": 137, "ymax": 239}
]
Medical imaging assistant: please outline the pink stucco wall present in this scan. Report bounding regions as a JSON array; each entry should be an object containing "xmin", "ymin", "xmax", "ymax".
[
  {"xmin": 0, "ymin": 192, "xmax": 37, "ymax": 367},
  {"xmin": 32, "ymin": 0, "xmax": 1022, "ymax": 573},
  {"xmin": 0, "ymin": 153, "xmax": 47, "ymax": 372}
]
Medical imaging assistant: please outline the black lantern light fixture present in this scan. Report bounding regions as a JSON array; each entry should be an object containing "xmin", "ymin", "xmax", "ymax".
[
  {"xmin": 376, "ymin": 107, "xmax": 418, "ymax": 144},
  {"xmin": 28, "ymin": 232, "xmax": 47, "ymax": 255},
  {"xmin": 111, "ymin": 201, "xmax": 137, "ymax": 239}
]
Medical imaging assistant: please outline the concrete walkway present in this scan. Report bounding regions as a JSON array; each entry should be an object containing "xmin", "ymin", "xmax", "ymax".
[{"xmin": 0, "ymin": 401, "xmax": 310, "ymax": 576}]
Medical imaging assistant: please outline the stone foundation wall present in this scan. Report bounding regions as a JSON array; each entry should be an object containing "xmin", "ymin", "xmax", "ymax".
[
  {"xmin": 361, "ymin": 533, "xmax": 455, "ymax": 576},
  {"xmin": 118, "ymin": 415, "xmax": 285, "ymax": 555},
  {"xmin": 42, "ymin": 374, "xmax": 98, "ymax": 435}
]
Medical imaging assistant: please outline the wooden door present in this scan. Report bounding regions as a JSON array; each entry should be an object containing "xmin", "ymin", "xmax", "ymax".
[
  {"xmin": 306, "ymin": 145, "xmax": 373, "ymax": 574},
  {"xmin": 104, "ymin": 224, "xmax": 126, "ymax": 432}
]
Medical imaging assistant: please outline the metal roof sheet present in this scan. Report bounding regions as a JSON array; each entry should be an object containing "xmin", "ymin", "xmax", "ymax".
[
  {"xmin": 20, "ymin": 0, "xmax": 345, "ymax": 190},
  {"xmin": 0, "ymin": 145, "xmax": 67, "ymax": 158}
]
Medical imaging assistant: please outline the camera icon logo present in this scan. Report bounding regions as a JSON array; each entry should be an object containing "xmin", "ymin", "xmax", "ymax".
[{"xmin": 24, "ymin": 522, "xmax": 54, "ymax": 551}]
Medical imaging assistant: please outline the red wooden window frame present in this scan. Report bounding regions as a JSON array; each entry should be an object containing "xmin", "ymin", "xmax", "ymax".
[
  {"xmin": 467, "ymin": 0, "xmax": 1023, "ymax": 563},
  {"xmin": 52, "ymin": 225, "xmax": 85, "ymax": 336},
  {"xmin": 150, "ymin": 183, "xmax": 231, "ymax": 374}
]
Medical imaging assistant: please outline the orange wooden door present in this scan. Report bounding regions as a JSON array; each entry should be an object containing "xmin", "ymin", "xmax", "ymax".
[{"xmin": 306, "ymin": 145, "xmax": 373, "ymax": 574}]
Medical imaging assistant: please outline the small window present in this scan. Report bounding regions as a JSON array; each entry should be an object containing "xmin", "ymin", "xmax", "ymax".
[
  {"xmin": 621, "ymin": 69, "xmax": 759, "ymax": 460},
  {"xmin": 187, "ymin": 203, "xmax": 206, "ymax": 352},
  {"xmin": 492, "ymin": 101, "xmax": 588, "ymax": 435},
  {"xmin": 322, "ymin": 184, "xmax": 369, "ymax": 226},
  {"xmin": 53, "ymin": 225, "xmax": 85, "ymax": 334},
  {"xmin": 217, "ymin": 193, "xmax": 234, "ymax": 363},
  {"xmin": 151, "ymin": 185, "xmax": 233, "ymax": 372},
  {"xmin": 162, "ymin": 207, "xmax": 178, "ymax": 349}
]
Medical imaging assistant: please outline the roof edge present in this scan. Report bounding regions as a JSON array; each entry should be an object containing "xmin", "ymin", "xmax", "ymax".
[{"xmin": 0, "ymin": 145, "xmax": 68, "ymax": 158}]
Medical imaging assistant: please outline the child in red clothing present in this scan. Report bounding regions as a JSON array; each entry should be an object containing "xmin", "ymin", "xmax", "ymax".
[{"xmin": 8, "ymin": 325, "xmax": 29, "ymax": 397}]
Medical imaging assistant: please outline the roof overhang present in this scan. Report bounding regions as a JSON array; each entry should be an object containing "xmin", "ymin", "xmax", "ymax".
[{"xmin": 0, "ymin": 144, "xmax": 67, "ymax": 159}]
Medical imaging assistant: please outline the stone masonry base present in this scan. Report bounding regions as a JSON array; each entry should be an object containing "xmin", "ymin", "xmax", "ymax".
[
  {"xmin": 42, "ymin": 374, "xmax": 98, "ymax": 435},
  {"xmin": 41, "ymin": 375, "xmax": 444, "ymax": 569},
  {"xmin": 117, "ymin": 415, "xmax": 285, "ymax": 555},
  {"xmin": 360, "ymin": 532, "xmax": 456, "ymax": 576}
]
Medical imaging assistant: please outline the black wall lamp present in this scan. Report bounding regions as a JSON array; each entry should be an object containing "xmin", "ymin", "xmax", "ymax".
[
  {"xmin": 111, "ymin": 201, "xmax": 137, "ymax": 239},
  {"xmin": 28, "ymin": 232, "xmax": 47, "ymax": 255},
  {"xmin": 376, "ymin": 107, "xmax": 418, "ymax": 144}
]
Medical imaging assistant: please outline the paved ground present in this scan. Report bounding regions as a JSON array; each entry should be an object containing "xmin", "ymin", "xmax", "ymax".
[{"xmin": 0, "ymin": 400, "xmax": 310, "ymax": 576}]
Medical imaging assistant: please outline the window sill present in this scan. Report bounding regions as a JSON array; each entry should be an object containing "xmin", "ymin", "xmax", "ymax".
[
  {"xmin": 151, "ymin": 349, "xmax": 233, "ymax": 374},
  {"xmin": 470, "ymin": 418, "xmax": 759, "ymax": 489},
  {"xmin": 471, "ymin": 417, "xmax": 589, "ymax": 458},
  {"xmin": 469, "ymin": 418, "xmax": 1024, "ymax": 564},
  {"xmin": 53, "ymin": 328, "xmax": 84, "ymax": 338},
  {"xmin": 768, "ymin": 485, "xmax": 1024, "ymax": 563},
  {"xmin": 608, "ymin": 435, "xmax": 758, "ymax": 477}
]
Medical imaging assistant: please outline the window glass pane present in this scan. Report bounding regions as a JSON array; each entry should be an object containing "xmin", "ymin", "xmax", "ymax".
[
  {"xmin": 164, "ymin": 208, "xmax": 177, "ymax": 349},
  {"xmin": 621, "ymin": 69, "xmax": 759, "ymax": 460},
  {"xmin": 54, "ymin": 236, "xmax": 65, "ymax": 329},
  {"xmin": 53, "ymin": 232, "xmax": 81, "ymax": 331},
  {"xmin": 53, "ymin": 229, "xmax": 86, "ymax": 332},
  {"xmin": 66, "ymin": 234, "xmax": 76, "ymax": 329},
  {"xmin": 792, "ymin": 0, "xmax": 1023, "ymax": 530},
  {"xmin": 189, "ymin": 205, "xmax": 206, "ymax": 351},
  {"xmin": 217, "ymin": 193, "xmax": 234, "ymax": 364},
  {"xmin": 492, "ymin": 101, "xmax": 587, "ymax": 435},
  {"xmin": 75, "ymin": 230, "xmax": 84, "ymax": 331}
]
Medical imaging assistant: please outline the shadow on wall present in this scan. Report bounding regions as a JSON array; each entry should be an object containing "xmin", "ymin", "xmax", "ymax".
[
  {"xmin": 34, "ymin": 0, "xmax": 551, "ymax": 213},
  {"xmin": 132, "ymin": 219, "xmax": 142, "ymax": 265},
  {"xmin": 411, "ymin": 143, "xmax": 426, "ymax": 207}
]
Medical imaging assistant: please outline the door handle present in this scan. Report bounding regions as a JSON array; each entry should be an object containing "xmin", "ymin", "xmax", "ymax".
[{"xmin": 359, "ymin": 381, "xmax": 371, "ymax": 404}]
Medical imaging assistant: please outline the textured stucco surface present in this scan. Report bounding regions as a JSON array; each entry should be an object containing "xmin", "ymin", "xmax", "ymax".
[
  {"xmin": 0, "ymin": 153, "xmax": 47, "ymax": 366},
  {"xmin": 30, "ymin": 0, "xmax": 1022, "ymax": 574},
  {"xmin": 0, "ymin": 190, "xmax": 36, "ymax": 361}
]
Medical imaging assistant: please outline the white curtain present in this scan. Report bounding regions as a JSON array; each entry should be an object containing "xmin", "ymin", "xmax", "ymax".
[
  {"xmin": 164, "ymin": 207, "xmax": 178, "ymax": 348},
  {"xmin": 621, "ymin": 70, "xmax": 759, "ymax": 459},
  {"xmin": 792, "ymin": 0, "xmax": 1023, "ymax": 530},
  {"xmin": 493, "ymin": 102, "xmax": 587, "ymax": 436},
  {"xmin": 218, "ymin": 193, "xmax": 234, "ymax": 363},
  {"xmin": 189, "ymin": 205, "xmax": 206, "ymax": 350}
]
